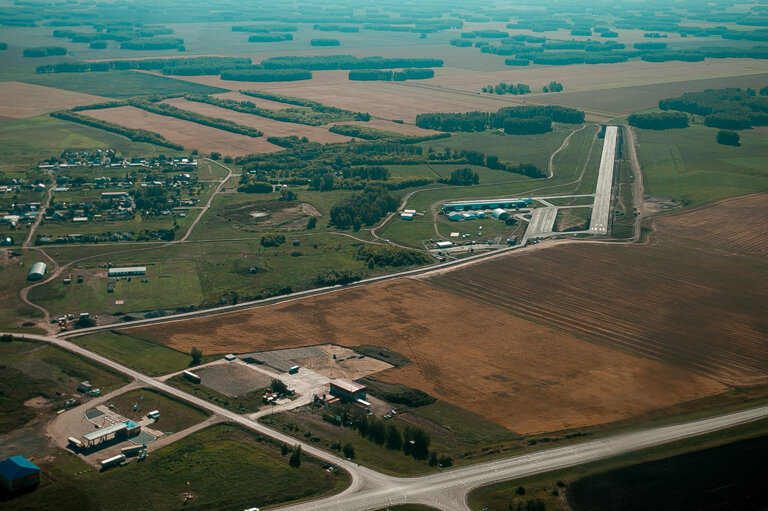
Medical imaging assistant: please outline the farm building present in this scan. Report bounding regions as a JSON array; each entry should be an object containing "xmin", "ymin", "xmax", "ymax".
[
  {"xmin": 461, "ymin": 213, "xmax": 476, "ymax": 220},
  {"xmin": 108, "ymin": 266, "xmax": 147, "ymax": 277},
  {"xmin": 446, "ymin": 213, "xmax": 464, "ymax": 222},
  {"xmin": 436, "ymin": 241, "xmax": 453, "ymax": 249},
  {"xmin": 0, "ymin": 236, "xmax": 12, "ymax": 246},
  {"xmin": 400, "ymin": 212, "xmax": 414, "ymax": 221},
  {"xmin": 329, "ymin": 379, "xmax": 367, "ymax": 401},
  {"xmin": 442, "ymin": 198, "xmax": 532, "ymax": 212},
  {"xmin": 0, "ymin": 455, "xmax": 41, "ymax": 492},
  {"xmin": 27, "ymin": 262, "xmax": 47, "ymax": 281}
]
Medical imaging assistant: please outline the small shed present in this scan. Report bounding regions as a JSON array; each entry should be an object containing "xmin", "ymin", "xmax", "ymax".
[
  {"xmin": 0, "ymin": 455, "xmax": 41, "ymax": 492},
  {"xmin": 28, "ymin": 262, "xmax": 47, "ymax": 281}
]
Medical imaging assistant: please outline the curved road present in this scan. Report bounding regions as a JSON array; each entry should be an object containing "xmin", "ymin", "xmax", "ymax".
[{"xmin": 8, "ymin": 332, "xmax": 768, "ymax": 511}]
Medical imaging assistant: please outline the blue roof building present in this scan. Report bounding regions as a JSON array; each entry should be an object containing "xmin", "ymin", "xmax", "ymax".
[{"xmin": 0, "ymin": 455, "xmax": 41, "ymax": 492}]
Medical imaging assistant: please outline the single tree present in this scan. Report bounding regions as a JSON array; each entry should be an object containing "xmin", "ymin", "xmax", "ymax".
[
  {"xmin": 289, "ymin": 445, "xmax": 301, "ymax": 467},
  {"xmin": 190, "ymin": 346, "xmax": 203, "ymax": 365},
  {"xmin": 343, "ymin": 443, "xmax": 355, "ymax": 459}
]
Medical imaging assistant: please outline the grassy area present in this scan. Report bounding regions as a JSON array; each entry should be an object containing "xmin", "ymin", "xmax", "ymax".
[
  {"xmin": 635, "ymin": 124, "xmax": 768, "ymax": 207},
  {"xmin": 553, "ymin": 207, "xmax": 591, "ymax": 232},
  {"xmin": 417, "ymin": 127, "xmax": 575, "ymax": 170},
  {"xmin": 0, "ymin": 251, "xmax": 44, "ymax": 333},
  {"xmin": 0, "ymin": 115, "xmax": 168, "ymax": 170},
  {"xmin": 2, "ymin": 423, "xmax": 350, "ymax": 511},
  {"xmin": 103, "ymin": 387, "xmax": 209, "ymax": 434},
  {"xmin": 167, "ymin": 373, "xmax": 266, "ymax": 413},
  {"xmin": 467, "ymin": 419, "xmax": 768, "ymax": 511},
  {"xmin": 24, "ymin": 70, "xmax": 226, "ymax": 98},
  {"xmin": 71, "ymin": 331, "xmax": 199, "ymax": 377},
  {"xmin": 0, "ymin": 338, "xmax": 129, "ymax": 433},
  {"xmin": 28, "ymin": 259, "xmax": 204, "ymax": 316}
]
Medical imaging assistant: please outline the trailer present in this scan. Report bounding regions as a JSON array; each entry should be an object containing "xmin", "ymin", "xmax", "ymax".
[
  {"xmin": 183, "ymin": 370, "xmax": 201, "ymax": 384},
  {"xmin": 67, "ymin": 437, "xmax": 83, "ymax": 450},
  {"xmin": 100, "ymin": 454, "xmax": 126, "ymax": 470},
  {"xmin": 146, "ymin": 410, "xmax": 160, "ymax": 420},
  {"xmin": 121, "ymin": 444, "xmax": 145, "ymax": 457},
  {"xmin": 288, "ymin": 365, "xmax": 299, "ymax": 375}
]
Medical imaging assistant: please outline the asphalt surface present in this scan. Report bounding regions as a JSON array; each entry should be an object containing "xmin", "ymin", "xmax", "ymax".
[
  {"xmin": 590, "ymin": 125, "xmax": 618, "ymax": 235},
  {"xmin": 9, "ymin": 332, "xmax": 768, "ymax": 511}
]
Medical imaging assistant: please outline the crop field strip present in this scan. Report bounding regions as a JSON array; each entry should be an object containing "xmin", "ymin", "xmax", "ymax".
[
  {"xmin": 427, "ymin": 195, "xmax": 768, "ymax": 386},
  {"xmin": 81, "ymin": 105, "xmax": 283, "ymax": 156},
  {"xmin": 0, "ymin": 81, "xmax": 107, "ymax": 119},
  {"xmin": 161, "ymin": 97, "xmax": 352, "ymax": 143}
]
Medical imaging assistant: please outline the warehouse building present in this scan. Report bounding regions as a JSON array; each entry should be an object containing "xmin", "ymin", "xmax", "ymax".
[
  {"xmin": 107, "ymin": 266, "xmax": 147, "ymax": 277},
  {"xmin": 0, "ymin": 455, "xmax": 41, "ymax": 492},
  {"xmin": 27, "ymin": 262, "xmax": 47, "ymax": 281},
  {"xmin": 442, "ymin": 198, "xmax": 532, "ymax": 212},
  {"xmin": 329, "ymin": 379, "xmax": 367, "ymax": 401},
  {"xmin": 82, "ymin": 420, "xmax": 141, "ymax": 447}
]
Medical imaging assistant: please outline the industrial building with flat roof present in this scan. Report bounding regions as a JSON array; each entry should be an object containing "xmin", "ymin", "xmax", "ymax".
[
  {"xmin": 108, "ymin": 266, "xmax": 147, "ymax": 277},
  {"xmin": 442, "ymin": 198, "xmax": 532, "ymax": 212},
  {"xmin": 82, "ymin": 420, "xmax": 141, "ymax": 446},
  {"xmin": 329, "ymin": 379, "xmax": 367, "ymax": 401}
]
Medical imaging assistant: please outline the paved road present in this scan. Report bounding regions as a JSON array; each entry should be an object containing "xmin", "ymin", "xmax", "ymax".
[
  {"xmin": 590, "ymin": 126, "xmax": 618, "ymax": 235},
  {"xmin": 10, "ymin": 332, "xmax": 768, "ymax": 511}
]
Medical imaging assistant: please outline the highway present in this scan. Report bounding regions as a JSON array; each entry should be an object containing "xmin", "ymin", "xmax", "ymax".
[
  {"xmin": 590, "ymin": 125, "xmax": 618, "ymax": 234},
  {"xmin": 8, "ymin": 331, "xmax": 768, "ymax": 511}
]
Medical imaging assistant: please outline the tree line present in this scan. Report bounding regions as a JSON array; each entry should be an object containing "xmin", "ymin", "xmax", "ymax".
[
  {"xmin": 248, "ymin": 34, "xmax": 293, "ymax": 42},
  {"xmin": 259, "ymin": 55, "xmax": 443, "ymax": 70},
  {"xmin": 220, "ymin": 68, "xmax": 312, "ymax": 82},
  {"xmin": 415, "ymin": 105, "xmax": 584, "ymax": 132},
  {"xmin": 23, "ymin": 46, "xmax": 66, "ymax": 57},
  {"xmin": 35, "ymin": 56, "xmax": 251, "ymax": 75},
  {"xmin": 440, "ymin": 167, "xmax": 479, "ymax": 186},
  {"xmin": 310, "ymin": 39, "xmax": 340, "ymax": 46},
  {"xmin": 232, "ymin": 24, "xmax": 298, "ymax": 32},
  {"xmin": 628, "ymin": 111, "xmax": 689, "ymax": 130},
  {"xmin": 328, "ymin": 124, "xmax": 448, "ymax": 143},
  {"xmin": 481, "ymin": 82, "xmax": 531, "ymax": 95},
  {"xmin": 348, "ymin": 68, "xmax": 434, "ymax": 81},
  {"xmin": 120, "ymin": 37, "xmax": 184, "ymax": 50}
]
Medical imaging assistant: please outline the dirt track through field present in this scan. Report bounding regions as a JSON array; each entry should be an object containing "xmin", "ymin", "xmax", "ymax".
[
  {"xmin": 82, "ymin": 105, "xmax": 283, "ymax": 156},
  {"xmin": 126, "ymin": 278, "xmax": 724, "ymax": 435}
]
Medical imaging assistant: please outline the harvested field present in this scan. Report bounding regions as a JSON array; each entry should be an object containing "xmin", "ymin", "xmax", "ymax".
[
  {"xmin": 126, "ymin": 279, "xmax": 724, "ymax": 434},
  {"xmin": 161, "ymin": 97, "xmax": 351, "ymax": 143},
  {"xmin": 81, "ymin": 105, "xmax": 283, "ymax": 156},
  {"xmin": 196, "ymin": 363, "xmax": 271, "ymax": 397},
  {"xmin": 428, "ymin": 196, "xmax": 768, "ymax": 386},
  {"xmin": 654, "ymin": 193, "xmax": 768, "ymax": 257},
  {"xmin": 167, "ymin": 61, "xmax": 768, "ymax": 120},
  {"xmin": 0, "ymin": 82, "xmax": 106, "ymax": 119}
]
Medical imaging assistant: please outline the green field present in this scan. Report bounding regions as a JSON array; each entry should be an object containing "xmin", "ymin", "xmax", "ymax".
[
  {"xmin": 28, "ymin": 258, "xmax": 205, "ymax": 316},
  {"xmin": 24, "ymin": 70, "xmax": 226, "ymax": 98},
  {"xmin": 104, "ymin": 387, "xmax": 209, "ymax": 434},
  {"xmin": 0, "ymin": 252, "xmax": 44, "ymax": 332},
  {"xmin": 0, "ymin": 338, "xmax": 129, "ymax": 433},
  {"xmin": 1, "ymin": 423, "xmax": 349, "ymax": 511},
  {"xmin": 635, "ymin": 124, "xmax": 768, "ymax": 206},
  {"xmin": 0, "ymin": 115, "xmax": 169, "ymax": 170},
  {"xmin": 468, "ymin": 419, "xmax": 768, "ymax": 511},
  {"xmin": 71, "ymin": 331, "xmax": 203, "ymax": 376}
]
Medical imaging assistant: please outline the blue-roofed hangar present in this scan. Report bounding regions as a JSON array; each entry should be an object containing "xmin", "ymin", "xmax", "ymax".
[
  {"xmin": 0, "ymin": 455, "xmax": 41, "ymax": 492},
  {"xmin": 442, "ymin": 198, "xmax": 532, "ymax": 212}
]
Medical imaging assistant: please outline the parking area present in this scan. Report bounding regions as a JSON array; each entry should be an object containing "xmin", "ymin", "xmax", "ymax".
[{"xmin": 195, "ymin": 363, "xmax": 272, "ymax": 397}]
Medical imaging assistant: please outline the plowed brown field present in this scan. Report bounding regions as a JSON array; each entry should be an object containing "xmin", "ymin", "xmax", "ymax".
[
  {"xmin": 82, "ymin": 105, "xmax": 283, "ymax": 156},
  {"xmin": 428, "ymin": 194, "xmax": 768, "ymax": 386},
  {"xmin": 127, "ymin": 279, "xmax": 724, "ymax": 434},
  {"xmin": 654, "ymin": 193, "xmax": 768, "ymax": 257}
]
